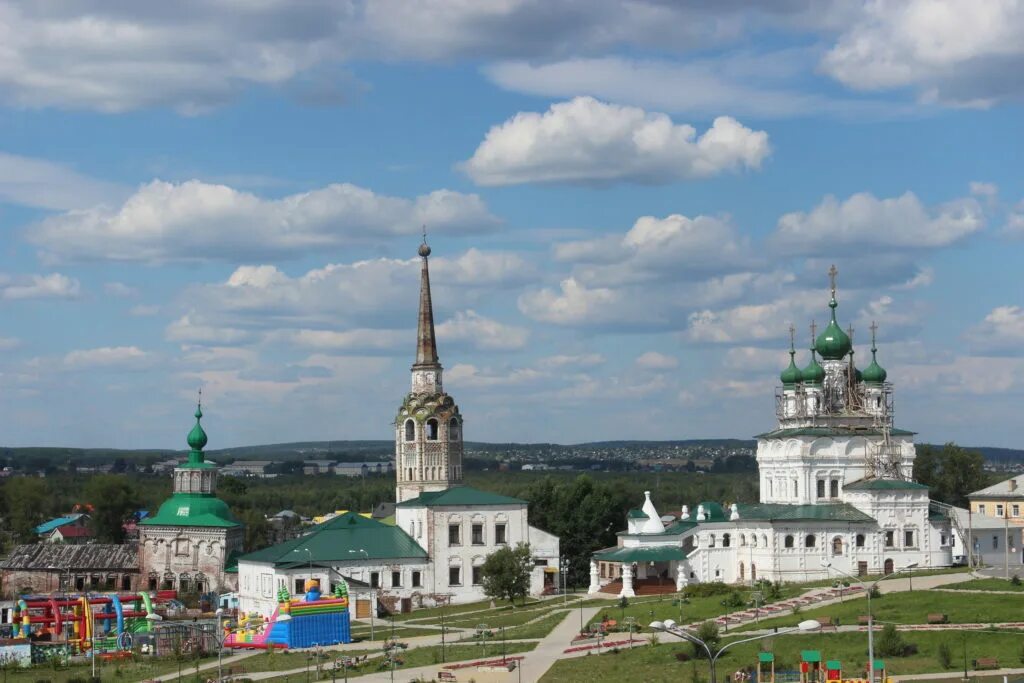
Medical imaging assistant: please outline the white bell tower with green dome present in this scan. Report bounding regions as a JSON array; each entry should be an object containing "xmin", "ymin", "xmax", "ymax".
[
  {"xmin": 139, "ymin": 399, "xmax": 244, "ymax": 593},
  {"xmin": 395, "ymin": 238, "xmax": 464, "ymax": 503}
]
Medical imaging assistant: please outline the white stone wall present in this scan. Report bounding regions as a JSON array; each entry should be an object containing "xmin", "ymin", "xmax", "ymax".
[{"xmin": 139, "ymin": 525, "xmax": 242, "ymax": 593}]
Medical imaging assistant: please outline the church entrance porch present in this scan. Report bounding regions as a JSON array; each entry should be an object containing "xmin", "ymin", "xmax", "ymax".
[{"xmin": 590, "ymin": 547, "xmax": 688, "ymax": 597}]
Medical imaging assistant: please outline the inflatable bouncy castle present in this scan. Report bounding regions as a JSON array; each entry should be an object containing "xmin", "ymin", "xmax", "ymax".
[{"xmin": 225, "ymin": 579, "xmax": 351, "ymax": 649}]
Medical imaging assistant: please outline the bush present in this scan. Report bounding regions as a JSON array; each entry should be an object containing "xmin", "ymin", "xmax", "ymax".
[
  {"xmin": 938, "ymin": 641, "xmax": 953, "ymax": 669},
  {"xmin": 1018, "ymin": 642, "xmax": 1024, "ymax": 665},
  {"xmin": 692, "ymin": 621, "xmax": 720, "ymax": 659},
  {"xmin": 722, "ymin": 591, "xmax": 744, "ymax": 609},
  {"xmin": 683, "ymin": 582, "xmax": 733, "ymax": 598},
  {"xmin": 876, "ymin": 623, "xmax": 913, "ymax": 657},
  {"xmin": 868, "ymin": 584, "xmax": 881, "ymax": 599},
  {"xmin": 1012, "ymin": 574, "xmax": 1021, "ymax": 586}
]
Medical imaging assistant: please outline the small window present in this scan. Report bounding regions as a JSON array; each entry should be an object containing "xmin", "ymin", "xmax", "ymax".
[
  {"xmin": 147, "ymin": 575, "xmax": 157, "ymax": 591},
  {"xmin": 426, "ymin": 418, "xmax": 439, "ymax": 441},
  {"xmin": 784, "ymin": 535, "xmax": 794, "ymax": 548},
  {"xmin": 404, "ymin": 419, "xmax": 415, "ymax": 441},
  {"xmin": 940, "ymin": 534, "xmax": 947, "ymax": 546},
  {"xmin": 1014, "ymin": 505, "xmax": 1020, "ymax": 517},
  {"xmin": 371, "ymin": 572, "xmax": 380, "ymax": 588},
  {"xmin": 979, "ymin": 504, "xmax": 987, "ymax": 514},
  {"xmin": 993, "ymin": 535, "xmax": 999, "ymax": 550},
  {"xmin": 722, "ymin": 533, "xmax": 731, "ymax": 548},
  {"xmin": 448, "ymin": 523, "xmax": 461, "ymax": 546},
  {"xmin": 412, "ymin": 571, "xmax": 422, "ymax": 588},
  {"xmin": 294, "ymin": 578, "xmax": 304, "ymax": 593},
  {"xmin": 832, "ymin": 536, "xmax": 843, "ymax": 556},
  {"xmin": 997, "ymin": 505, "xmax": 1005, "ymax": 517},
  {"xmin": 750, "ymin": 535, "xmax": 757, "ymax": 548},
  {"xmin": 449, "ymin": 418, "xmax": 460, "ymax": 441},
  {"xmin": 392, "ymin": 571, "xmax": 401, "ymax": 587},
  {"xmin": 830, "ymin": 480, "xmax": 839, "ymax": 498},
  {"xmin": 805, "ymin": 534, "xmax": 816, "ymax": 548},
  {"xmin": 855, "ymin": 534, "xmax": 865, "ymax": 548},
  {"xmin": 449, "ymin": 567, "xmax": 461, "ymax": 586},
  {"xmin": 175, "ymin": 539, "xmax": 190, "ymax": 556},
  {"xmin": 817, "ymin": 480, "xmax": 826, "ymax": 498},
  {"xmin": 885, "ymin": 530, "xmax": 894, "ymax": 547},
  {"xmin": 739, "ymin": 534, "xmax": 747, "ymax": 547},
  {"xmin": 472, "ymin": 523, "xmax": 484, "ymax": 545},
  {"xmin": 708, "ymin": 534, "xmax": 716, "ymax": 548},
  {"xmin": 472, "ymin": 566, "xmax": 482, "ymax": 585},
  {"xmin": 495, "ymin": 523, "xmax": 507, "ymax": 545},
  {"xmin": 904, "ymin": 530, "xmax": 915, "ymax": 547}
]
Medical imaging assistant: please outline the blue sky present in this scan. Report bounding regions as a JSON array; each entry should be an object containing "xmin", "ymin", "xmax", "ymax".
[{"xmin": 0, "ymin": 1, "xmax": 1022, "ymax": 449}]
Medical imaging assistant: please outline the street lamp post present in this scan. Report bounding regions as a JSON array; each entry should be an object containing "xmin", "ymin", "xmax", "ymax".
[
  {"xmin": 821, "ymin": 560, "xmax": 918, "ymax": 683},
  {"xmin": 216, "ymin": 608, "xmax": 226, "ymax": 683},
  {"xmin": 650, "ymin": 618, "xmax": 821, "ymax": 683},
  {"xmin": 347, "ymin": 549, "xmax": 373, "ymax": 641}
]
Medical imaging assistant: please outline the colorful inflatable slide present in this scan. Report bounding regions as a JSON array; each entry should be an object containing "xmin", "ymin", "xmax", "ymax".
[{"xmin": 225, "ymin": 579, "xmax": 351, "ymax": 649}]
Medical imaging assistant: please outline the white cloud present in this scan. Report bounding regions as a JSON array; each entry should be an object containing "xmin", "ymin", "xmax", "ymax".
[
  {"xmin": 821, "ymin": 0, "xmax": 1024, "ymax": 107},
  {"xmin": 0, "ymin": 337, "xmax": 20, "ymax": 350},
  {"xmin": 556, "ymin": 213, "xmax": 756, "ymax": 286},
  {"xmin": 129, "ymin": 304, "xmax": 160, "ymax": 317},
  {"xmin": 970, "ymin": 181, "xmax": 998, "ymax": 198},
  {"xmin": 518, "ymin": 277, "xmax": 633, "ymax": 327},
  {"xmin": 966, "ymin": 306, "xmax": 1024, "ymax": 355},
  {"xmin": 635, "ymin": 351, "xmax": 678, "ymax": 370},
  {"xmin": 446, "ymin": 363, "xmax": 545, "ymax": 389},
  {"xmin": 286, "ymin": 329, "xmax": 408, "ymax": 353},
  {"xmin": 30, "ymin": 180, "xmax": 499, "ymax": 263},
  {"xmin": 685, "ymin": 292, "xmax": 821, "ymax": 345},
  {"xmin": 484, "ymin": 55, "xmax": 904, "ymax": 119},
  {"xmin": 166, "ymin": 315, "xmax": 253, "ymax": 346},
  {"xmin": 436, "ymin": 310, "xmax": 529, "ymax": 351},
  {"xmin": 0, "ymin": 151, "xmax": 127, "ymax": 210},
  {"xmin": 62, "ymin": 346, "xmax": 150, "ymax": 369},
  {"xmin": 0, "ymin": 273, "xmax": 80, "ymax": 300},
  {"xmin": 537, "ymin": 353, "xmax": 606, "ymax": 369},
  {"xmin": 1004, "ymin": 202, "xmax": 1024, "ymax": 238},
  {"xmin": 460, "ymin": 97, "xmax": 769, "ymax": 186},
  {"xmin": 104, "ymin": 282, "xmax": 139, "ymax": 298},
  {"xmin": 772, "ymin": 191, "xmax": 984, "ymax": 255}
]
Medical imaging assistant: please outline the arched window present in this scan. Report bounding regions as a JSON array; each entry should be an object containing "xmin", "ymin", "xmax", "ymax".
[
  {"xmin": 449, "ymin": 418, "xmax": 460, "ymax": 440},
  {"xmin": 855, "ymin": 534, "xmax": 865, "ymax": 548},
  {"xmin": 831, "ymin": 536, "xmax": 843, "ymax": 556},
  {"xmin": 722, "ymin": 533, "xmax": 731, "ymax": 548},
  {"xmin": 750, "ymin": 535, "xmax": 757, "ymax": 548},
  {"xmin": 708, "ymin": 534, "xmax": 716, "ymax": 548},
  {"xmin": 404, "ymin": 419, "xmax": 415, "ymax": 441},
  {"xmin": 805, "ymin": 534, "xmax": 816, "ymax": 548},
  {"xmin": 739, "ymin": 534, "xmax": 747, "ymax": 547},
  {"xmin": 426, "ymin": 418, "xmax": 439, "ymax": 440},
  {"xmin": 784, "ymin": 535, "xmax": 794, "ymax": 548},
  {"xmin": 762, "ymin": 534, "xmax": 768, "ymax": 547}
]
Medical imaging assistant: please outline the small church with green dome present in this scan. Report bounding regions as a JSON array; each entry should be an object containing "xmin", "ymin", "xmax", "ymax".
[{"xmin": 139, "ymin": 402, "xmax": 243, "ymax": 594}]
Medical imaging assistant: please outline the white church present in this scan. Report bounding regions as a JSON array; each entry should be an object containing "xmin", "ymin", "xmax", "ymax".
[
  {"xmin": 589, "ymin": 267, "xmax": 954, "ymax": 597},
  {"xmin": 236, "ymin": 240, "xmax": 559, "ymax": 617}
]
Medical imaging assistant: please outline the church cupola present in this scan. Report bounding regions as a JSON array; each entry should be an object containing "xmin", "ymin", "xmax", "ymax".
[
  {"xmin": 814, "ymin": 265, "xmax": 852, "ymax": 360},
  {"xmin": 862, "ymin": 322, "xmax": 888, "ymax": 385},
  {"xmin": 395, "ymin": 235, "xmax": 464, "ymax": 503},
  {"xmin": 802, "ymin": 333, "xmax": 825, "ymax": 385},
  {"xmin": 780, "ymin": 325, "xmax": 803, "ymax": 387}
]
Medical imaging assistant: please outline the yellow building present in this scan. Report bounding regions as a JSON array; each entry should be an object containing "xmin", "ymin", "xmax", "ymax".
[{"xmin": 968, "ymin": 474, "xmax": 1024, "ymax": 525}]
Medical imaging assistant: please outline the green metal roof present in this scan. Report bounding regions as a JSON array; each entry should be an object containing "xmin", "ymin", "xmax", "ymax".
[
  {"xmin": 627, "ymin": 509, "xmax": 649, "ymax": 519},
  {"xmin": 802, "ymin": 650, "xmax": 821, "ymax": 663},
  {"xmin": 395, "ymin": 486, "xmax": 526, "ymax": 508},
  {"xmin": 617, "ymin": 518, "xmax": 697, "ymax": 537},
  {"xmin": 141, "ymin": 493, "xmax": 239, "ymax": 528},
  {"xmin": 755, "ymin": 426, "xmax": 915, "ymax": 439},
  {"xmin": 758, "ymin": 653, "xmax": 775, "ymax": 663},
  {"xmin": 697, "ymin": 501, "xmax": 728, "ymax": 522},
  {"xmin": 593, "ymin": 546, "xmax": 687, "ymax": 563},
  {"xmin": 735, "ymin": 502, "xmax": 875, "ymax": 523},
  {"xmin": 240, "ymin": 512, "xmax": 427, "ymax": 565},
  {"xmin": 844, "ymin": 479, "xmax": 928, "ymax": 491},
  {"xmin": 826, "ymin": 661, "xmax": 841, "ymax": 669}
]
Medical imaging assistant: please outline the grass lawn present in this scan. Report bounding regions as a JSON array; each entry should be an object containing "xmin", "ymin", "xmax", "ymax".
[
  {"xmin": 392, "ymin": 596, "xmax": 544, "ymax": 623},
  {"xmin": 349, "ymin": 625, "xmax": 442, "ymax": 641},
  {"xmin": 943, "ymin": 578, "xmax": 1024, "ymax": 592},
  {"xmin": 0, "ymin": 653, "xmax": 219, "ymax": 683},
  {"xmin": 585, "ymin": 593, "xmax": 771, "ymax": 633},
  {"xmin": 736, "ymin": 589, "xmax": 1024, "ymax": 631},
  {"xmin": 258, "ymin": 642, "xmax": 537, "ymax": 681},
  {"xmin": 445, "ymin": 602, "xmax": 565, "ymax": 630},
  {"xmin": 540, "ymin": 630, "xmax": 1024, "ymax": 683},
  {"xmin": 454, "ymin": 609, "xmax": 569, "ymax": 642}
]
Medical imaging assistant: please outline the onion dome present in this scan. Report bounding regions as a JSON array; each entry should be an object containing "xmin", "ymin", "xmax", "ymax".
[
  {"xmin": 780, "ymin": 326, "xmax": 802, "ymax": 386},
  {"xmin": 802, "ymin": 349, "xmax": 825, "ymax": 385},
  {"xmin": 187, "ymin": 403, "xmax": 208, "ymax": 452},
  {"xmin": 862, "ymin": 322, "xmax": 887, "ymax": 384},
  {"xmin": 812, "ymin": 265, "xmax": 850, "ymax": 360}
]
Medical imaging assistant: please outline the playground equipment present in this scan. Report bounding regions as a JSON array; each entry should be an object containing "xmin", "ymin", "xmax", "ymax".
[
  {"xmin": 12, "ymin": 591, "xmax": 160, "ymax": 654},
  {"xmin": 755, "ymin": 653, "xmax": 888, "ymax": 683},
  {"xmin": 800, "ymin": 650, "xmax": 822, "ymax": 683},
  {"xmin": 225, "ymin": 578, "xmax": 351, "ymax": 649},
  {"xmin": 758, "ymin": 652, "xmax": 775, "ymax": 683}
]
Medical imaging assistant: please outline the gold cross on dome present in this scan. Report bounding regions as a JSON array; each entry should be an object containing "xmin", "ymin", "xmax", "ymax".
[
  {"xmin": 828, "ymin": 264, "xmax": 838, "ymax": 295},
  {"xmin": 197, "ymin": 387, "xmax": 202, "ymax": 408},
  {"xmin": 810, "ymin": 320, "xmax": 817, "ymax": 344},
  {"xmin": 870, "ymin": 320, "xmax": 879, "ymax": 346},
  {"xmin": 789, "ymin": 324, "xmax": 796, "ymax": 348}
]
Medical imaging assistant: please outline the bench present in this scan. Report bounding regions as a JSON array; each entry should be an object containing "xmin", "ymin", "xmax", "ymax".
[
  {"xmin": 974, "ymin": 658, "xmax": 999, "ymax": 670},
  {"xmin": 858, "ymin": 615, "xmax": 871, "ymax": 626},
  {"xmin": 818, "ymin": 617, "xmax": 838, "ymax": 631},
  {"xmin": 438, "ymin": 671, "xmax": 458, "ymax": 682},
  {"xmin": 927, "ymin": 613, "xmax": 948, "ymax": 624}
]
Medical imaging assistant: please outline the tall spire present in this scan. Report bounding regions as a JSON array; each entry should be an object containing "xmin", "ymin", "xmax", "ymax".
[
  {"xmin": 414, "ymin": 229, "xmax": 440, "ymax": 370},
  {"xmin": 186, "ymin": 389, "xmax": 208, "ymax": 465}
]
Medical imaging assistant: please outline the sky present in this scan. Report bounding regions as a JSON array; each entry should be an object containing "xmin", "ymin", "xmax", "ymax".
[{"xmin": 0, "ymin": 0, "xmax": 1022, "ymax": 450}]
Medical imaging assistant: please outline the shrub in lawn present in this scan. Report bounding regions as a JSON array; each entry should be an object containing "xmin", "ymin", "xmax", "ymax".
[
  {"xmin": 1012, "ymin": 574, "xmax": 1021, "ymax": 586},
  {"xmin": 938, "ymin": 640, "xmax": 953, "ymax": 669}
]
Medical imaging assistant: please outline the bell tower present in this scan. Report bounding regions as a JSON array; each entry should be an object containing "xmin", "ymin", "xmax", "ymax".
[{"xmin": 395, "ymin": 237, "xmax": 464, "ymax": 503}]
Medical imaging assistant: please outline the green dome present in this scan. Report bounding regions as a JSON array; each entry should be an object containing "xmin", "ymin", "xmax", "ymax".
[
  {"xmin": 780, "ymin": 350, "xmax": 803, "ymax": 386},
  {"xmin": 862, "ymin": 349, "xmax": 887, "ymax": 384},
  {"xmin": 143, "ymin": 492, "xmax": 238, "ymax": 528},
  {"xmin": 815, "ymin": 295, "xmax": 851, "ymax": 360},
  {"xmin": 187, "ymin": 405, "xmax": 208, "ymax": 451},
  {"xmin": 802, "ymin": 350, "xmax": 825, "ymax": 385}
]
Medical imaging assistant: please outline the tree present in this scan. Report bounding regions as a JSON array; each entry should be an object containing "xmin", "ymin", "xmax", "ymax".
[
  {"xmin": 914, "ymin": 443, "xmax": 988, "ymax": 507},
  {"xmin": 84, "ymin": 475, "xmax": 140, "ymax": 543},
  {"xmin": 876, "ymin": 623, "xmax": 908, "ymax": 657},
  {"xmin": 1, "ymin": 477, "xmax": 50, "ymax": 543},
  {"xmin": 692, "ymin": 621, "xmax": 720, "ymax": 659},
  {"xmin": 480, "ymin": 543, "xmax": 533, "ymax": 605}
]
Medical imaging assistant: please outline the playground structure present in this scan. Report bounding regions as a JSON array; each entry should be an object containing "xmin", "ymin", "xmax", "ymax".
[
  {"xmin": 225, "ymin": 578, "xmax": 351, "ymax": 649},
  {"xmin": 753, "ymin": 651, "xmax": 888, "ymax": 683},
  {"xmin": 11, "ymin": 591, "xmax": 161, "ymax": 655}
]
